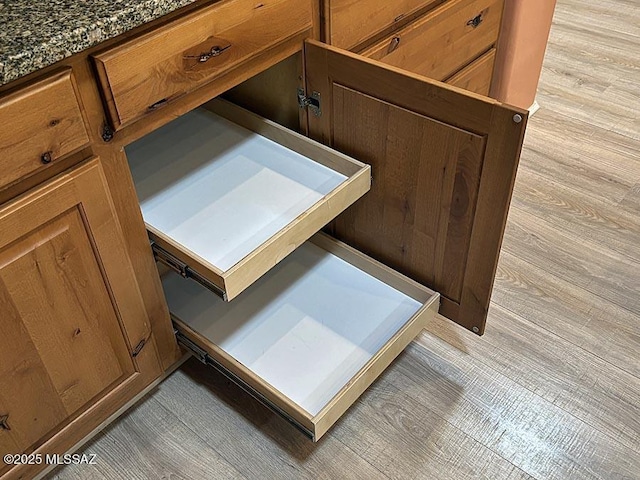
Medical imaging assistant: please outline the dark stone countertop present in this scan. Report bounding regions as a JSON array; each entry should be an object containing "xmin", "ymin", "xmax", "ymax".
[{"xmin": 0, "ymin": 0, "xmax": 201, "ymax": 86}]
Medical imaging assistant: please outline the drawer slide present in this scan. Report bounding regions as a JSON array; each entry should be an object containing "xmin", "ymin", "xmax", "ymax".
[
  {"xmin": 152, "ymin": 242, "xmax": 227, "ymax": 301},
  {"xmin": 174, "ymin": 328, "xmax": 315, "ymax": 439}
]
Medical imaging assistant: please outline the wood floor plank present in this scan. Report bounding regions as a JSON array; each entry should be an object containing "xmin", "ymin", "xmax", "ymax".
[
  {"xmin": 49, "ymin": 393, "xmax": 245, "ymax": 480},
  {"xmin": 331, "ymin": 376, "xmax": 534, "ymax": 480},
  {"xmin": 502, "ymin": 207, "xmax": 640, "ymax": 315},
  {"xmin": 393, "ymin": 340, "xmax": 640, "ymax": 480},
  {"xmin": 510, "ymin": 168, "xmax": 640, "ymax": 262},
  {"xmin": 518, "ymin": 110, "xmax": 640, "ymax": 205},
  {"xmin": 419, "ymin": 308, "xmax": 640, "ymax": 452},
  {"xmin": 537, "ymin": 6, "xmax": 640, "ymax": 138},
  {"xmin": 154, "ymin": 360, "xmax": 389, "ymax": 480},
  {"xmin": 492, "ymin": 250, "xmax": 640, "ymax": 379},
  {"xmin": 619, "ymin": 183, "xmax": 640, "ymax": 213}
]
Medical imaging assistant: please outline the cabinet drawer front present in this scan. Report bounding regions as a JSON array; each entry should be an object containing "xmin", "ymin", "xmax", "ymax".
[
  {"xmin": 0, "ymin": 70, "xmax": 90, "ymax": 190},
  {"xmin": 446, "ymin": 48, "xmax": 497, "ymax": 95},
  {"xmin": 93, "ymin": 0, "xmax": 311, "ymax": 131},
  {"xmin": 327, "ymin": 0, "xmax": 442, "ymax": 50},
  {"xmin": 126, "ymin": 100, "xmax": 370, "ymax": 301},
  {"xmin": 361, "ymin": 0, "xmax": 503, "ymax": 81},
  {"xmin": 166, "ymin": 234, "xmax": 439, "ymax": 440}
]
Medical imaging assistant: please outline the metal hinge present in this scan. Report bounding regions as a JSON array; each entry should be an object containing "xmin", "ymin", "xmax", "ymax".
[
  {"xmin": 297, "ymin": 88, "xmax": 322, "ymax": 117},
  {"xmin": 152, "ymin": 242, "xmax": 227, "ymax": 301}
]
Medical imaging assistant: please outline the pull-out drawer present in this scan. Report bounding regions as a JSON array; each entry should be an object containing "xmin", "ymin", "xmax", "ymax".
[
  {"xmin": 165, "ymin": 233, "xmax": 440, "ymax": 440},
  {"xmin": 446, "ymin": 48, "xmax": 497, "ymax": 96},
  {"xmin": 0, "ymin": 69, "xmax": 89, "ymax": 190},
  {"xmin": 93, "ymin": 0, "xmax": 312, "ymax": 131},
  {"xmin": 360, "ymin": 0, "xmax": 503, "ymax": 81},
  {"xmin": 126, "ymin": 100, "xmax": 370, "ymax": 301}
]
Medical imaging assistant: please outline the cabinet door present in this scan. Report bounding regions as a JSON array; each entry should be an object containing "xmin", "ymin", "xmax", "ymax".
[
  {"xmin": 0, "ymin": 158, "xmax": 162, "ymax": 479},
  {"xmin": 304, "ymin": 40, "xmax": 527, "ymax": 333}
]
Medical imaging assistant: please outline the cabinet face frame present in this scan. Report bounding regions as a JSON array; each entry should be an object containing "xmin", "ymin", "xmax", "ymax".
[
  {"xmin": 303, "ymin": 39, "xmax": 527, "ymax": 333},
  {"xmin": 0, "ymin": 158, "xmax": 163, "ymax": 480}
]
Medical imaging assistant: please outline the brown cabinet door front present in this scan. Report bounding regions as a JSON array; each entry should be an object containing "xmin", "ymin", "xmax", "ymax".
[
  {"xmin": 0, "ymin": 158, "xmax": 161, "ymax": 479},
  {"xmin": 304, "ymin": 40, "xmax": 527, "ymax": 333}
]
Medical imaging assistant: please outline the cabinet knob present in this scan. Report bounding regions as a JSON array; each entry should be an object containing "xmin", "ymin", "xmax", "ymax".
[
  {"xmin": 41, "ymin": 151, "xmax": 53, "ymax": 164},
  {"xmin": 0, "ymin": 414, "xmax": 10, "ymax": 431},
  {"xmin": 467, "ymin": 13, "xmax": 484, "ymax": 28}
]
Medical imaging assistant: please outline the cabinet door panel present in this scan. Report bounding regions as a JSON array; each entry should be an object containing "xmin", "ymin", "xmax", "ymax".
[
  {"xmin": 332, "ymin": 85, "xmax": 485, "ymax": 304},
  {"xmin": 304, "ymin": 40, "xmax": 527, "ymax": 333},
  {"xmin": 0, "ymin": 158, "xmax": 162, "ymax": 479}
]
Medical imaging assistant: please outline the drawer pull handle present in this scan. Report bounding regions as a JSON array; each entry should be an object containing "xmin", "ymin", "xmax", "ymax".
[
  {"xmin": 183, "ymin": 37, "xmax": 232, "ymax": 71},
  {"xmin": 388, "ymin": 36, "xmax": 401, "ymax": 54},
  {"xmin": 148, "ymin": 98, "xmax": 169, "ymax": 111},
  {"xmin": 467, "ymin": 13, "xmax": 484, "ymax": 28},
  {"xmin": 41, "ymin": 151, "xmax": 53, "ymax": 164},
  {"xmin": 0, "ymin": 414, "xmax": 10, "ymax": 431},
  {"xmin": 185, "ymin": 44, "xmax": 232, "ymax": 64}
]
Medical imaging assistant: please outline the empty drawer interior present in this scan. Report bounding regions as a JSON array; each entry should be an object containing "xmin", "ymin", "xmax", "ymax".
[
  {"xmin": 126, "ymin": 102, "xmax": 370, "ymax": 300},
  {"xmin": 165, "ymin": 234, "xmax": 439, "ymax": 440}
]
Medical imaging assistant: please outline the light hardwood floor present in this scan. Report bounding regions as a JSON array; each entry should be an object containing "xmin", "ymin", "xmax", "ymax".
[{"xmin": 50, "ymin": 0, "xmax": 640, "ymax": 478}]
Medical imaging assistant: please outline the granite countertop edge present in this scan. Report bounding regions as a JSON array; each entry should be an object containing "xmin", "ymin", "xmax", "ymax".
[{"xmin": 0, "ymin": 0, "xmax": 202, "ymax": 87}]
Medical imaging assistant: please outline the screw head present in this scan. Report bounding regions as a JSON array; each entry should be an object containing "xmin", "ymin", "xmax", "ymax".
[
  {"xmin": 472, "ymin": 326, "xmax": 480, "ymax": 333},
  {"xmin": 513, "ymin": 114, "xmax": 523, "ymax": 124}
]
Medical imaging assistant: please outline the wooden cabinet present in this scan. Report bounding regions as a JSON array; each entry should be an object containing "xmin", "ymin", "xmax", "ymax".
[
  {"xmin": 360, "ymin": 0, "xmax": 503, "ymax": 82},
  {"xmin": 447, "ymin": 48, "xmax": 497, "ymax": 95},
  {"xmin": 117, "ymin": 37, "xmax": 526, "ymax": 442},
  {"xmin": 323, "ymin": 0, "xmax": 443, "ymax": 50},
  {"xmin": 0, "ymin": 159, "xmax": 163, "ymax": 480},
  {"xmin": 322, "ymin": 0, "xmax": 504, "ymax": 97},
  {"xmin": 0, "ymin": 0, "xmax": 531, "ymax": 469}
]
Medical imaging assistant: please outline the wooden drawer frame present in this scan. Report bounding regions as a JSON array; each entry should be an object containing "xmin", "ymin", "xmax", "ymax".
[
  {"xmin": 446, "ymin": 48, "xmax": 498, "ymax": 95},
  {"xmin": 323, "ymin": 0, "xmax": 443, "ymax": 51},
  {"xmin": 360, "ymin": 0, "xmax": 504, "ymax": 81},
  {"xmin": 127, "ymin": 99, "xmax": 371, "ymax": 301},
  {"xmin": 93, "ymin": 0, "xmax": 312, "ymax": 131},
  {"xmin": 168, "ymin": 232, "xmax": 440, "ymax": 441}
]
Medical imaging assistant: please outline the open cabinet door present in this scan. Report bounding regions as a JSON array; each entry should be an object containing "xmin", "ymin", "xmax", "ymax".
[{"xmin": 304, "ymin": 40, "xmax": 528, "ymax": 334}]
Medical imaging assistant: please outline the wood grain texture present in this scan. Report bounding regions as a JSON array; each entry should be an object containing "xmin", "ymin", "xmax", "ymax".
[
  {"xmin": 0, "ymin": 159, "xmax": 163, "ymax": 480},
  {"xmin": 329, "ymin": 85, "xmax": 486, "ymax": 306},
  {"xmin": 61, "ymin": 53, "xmax": 183, "ymax": 374},
  {"xmin": 446, "ymin": 48, "xmax": 496, "ymax": 95},
  {"xmin": 304, "ymin": 39, "xmax": 527, "ymax": 332},
  {"xmin": 325, "ymin": 0, "xmax": 442, "ymax": 50},
  {"xmin": 48, "ymin": 0, "xmax": 640, "ymax": 478},
  {"xmin": 360, "ymin": 0, "xmax": 503, "ymax": 81},
  {"xmin": 93, "ymin": 0, "xmax": 312, "ymax": 130},
  {"xmin": 0, "ymin": 69, "xmax": 89, "ymax": 190}
]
